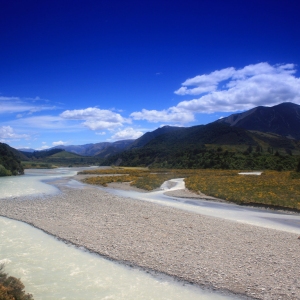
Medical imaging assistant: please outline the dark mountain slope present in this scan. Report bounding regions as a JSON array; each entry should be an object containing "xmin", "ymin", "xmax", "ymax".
[
  {"xmin": 127, "ymin": 125, "xmax": 182, "ymax": 149},
  {"xmin": 144, "ymin": 123, "xmax": 257, "ymax": 150},
  {"xmin": 217, "ymin": 102, "xmax": 300, "ymax": 140}
]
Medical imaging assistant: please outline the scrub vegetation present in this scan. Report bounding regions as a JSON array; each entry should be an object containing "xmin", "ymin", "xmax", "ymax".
[
  {"xmin": 0, "ymin": 265, "xmax": 33, "ymax": 300},
  {"xmin": 80, "ymin": 166, "xmax": 300, "ymax": 210}
]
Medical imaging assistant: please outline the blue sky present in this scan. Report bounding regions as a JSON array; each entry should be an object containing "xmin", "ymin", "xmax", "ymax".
[{"xmin": 1, "ymin": 0, "xmax": 300, "ymax": 150}]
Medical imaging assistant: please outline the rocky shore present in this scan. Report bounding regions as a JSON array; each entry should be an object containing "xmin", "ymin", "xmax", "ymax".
[{"xmin": 1, "ymin": 183, "xmax": 300, "ymax": 300}]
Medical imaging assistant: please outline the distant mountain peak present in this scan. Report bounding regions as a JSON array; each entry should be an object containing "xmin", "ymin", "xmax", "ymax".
[{"xmin": 217, "ymin": 102, "xmax": 300, "ymax": 140}]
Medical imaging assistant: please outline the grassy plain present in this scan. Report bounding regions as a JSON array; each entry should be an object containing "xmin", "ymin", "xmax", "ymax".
[
  {"xmin": 185, "ymin": 170, "xmax": 300, "ymax": 210},
  {"xmin": 79, "ymin": 168, "xmax": 180, "ymax": 190},
  {"xmin": 80, "ymin": 167, "xmax": 300, "ymax": 210}
]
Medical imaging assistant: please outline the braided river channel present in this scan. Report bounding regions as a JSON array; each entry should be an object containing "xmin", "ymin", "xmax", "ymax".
[
  {"xmin": 1, "ymin": 167, "xmax": 300, "ymax": 299},
  {"xmin": 0, "ymin": 168, "xmax": 244, "ymax": 300}
]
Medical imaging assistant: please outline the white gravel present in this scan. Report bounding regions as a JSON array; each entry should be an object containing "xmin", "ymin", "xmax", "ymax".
[{"xmin": 1, "ymin": 184, "xmax": 300, "ymax": 300}]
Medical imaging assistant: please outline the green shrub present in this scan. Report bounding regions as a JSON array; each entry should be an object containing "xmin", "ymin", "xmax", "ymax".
[{"xmin": 0, "ymin": 165, "xmax": 12, "ymax": 176}]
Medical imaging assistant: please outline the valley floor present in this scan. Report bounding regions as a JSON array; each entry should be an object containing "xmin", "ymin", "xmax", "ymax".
[{"xmin": 0, "ymin": 180, "xmax": 300, "ymax": 299}]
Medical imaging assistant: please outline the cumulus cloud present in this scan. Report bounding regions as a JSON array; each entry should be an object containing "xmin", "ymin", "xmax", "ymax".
[
  {"xmin": 0, "ymin": 126, "xmax": 29, "ymax": 140},
  {"xmin": 111, "ymin": 127, "xmax": 143, "ymax": 140},
  {"xmin": 60, "ymin": 107, "xmax": 130, "ymax": 130},
  {"xmin": 130, "ymin": 107, "xmax": 194, "ymax": 124},
  {"xmin": 52, "ymin": 140, "xmax": 68, "ymax": 146},
  {"xmin": 130, "ymin": 63, "xmax": 300, "ymax": 125},
  {"xmin": 175, "ymin": 62, "xmax": 300, "ymax": 113},
  {"xmin": 175, "ymin": 67, "xmax": 235, "ymax": 96}
]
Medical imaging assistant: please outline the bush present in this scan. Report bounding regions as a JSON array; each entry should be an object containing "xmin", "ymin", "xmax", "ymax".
[
  {"xmin": 0, "ymin": 165, "xmax": 12, "ymax": 176},
  {"xmin": 0, "ymin": 264, "xmax": 33, "ymax": 300}
]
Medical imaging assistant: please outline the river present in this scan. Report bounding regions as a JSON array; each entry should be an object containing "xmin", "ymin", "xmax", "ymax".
[{"xmin": 0, "ymin": 168, "xmax": 242, "ymax": 300}]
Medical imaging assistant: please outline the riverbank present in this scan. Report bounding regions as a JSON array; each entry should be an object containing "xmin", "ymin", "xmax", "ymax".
[{"xmin": 1, "ymin": 183, "xmax": 300, "ymax": 299}]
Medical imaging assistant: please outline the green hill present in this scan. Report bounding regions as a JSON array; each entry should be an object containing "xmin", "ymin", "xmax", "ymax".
[
  {"xmin": 21, "ymin": 148, "xmax": 65, "ymax": 159},
  {"xmin": 22, "ymin": 149, "xmax": 102, "ymax": 167},
  {"xmin": 0, "ymin": 143, "xmax": 24, "ymax": 176}
]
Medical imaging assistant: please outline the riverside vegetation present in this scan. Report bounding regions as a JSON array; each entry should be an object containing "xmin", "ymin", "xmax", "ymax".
[
  {"xmin": 80, "ymin": 164, "xmax": 300, "ymax": 211},
  {"xmin": 0, "ymin": 265, "xmax": 33, "ymax": 300}
]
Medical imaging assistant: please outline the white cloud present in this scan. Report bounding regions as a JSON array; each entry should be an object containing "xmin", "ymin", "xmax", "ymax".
[
  {"xmin": 111, "ymin": 127, "xmax": 143, "ymax": 140},
  {"xmin": 35, "ymin": 142, "xmax": 50, "ymax": 151},
  {"xmin": 60, "ymin": 107, "xmax": 130, "ymax": 130},
  {"xmin": 0, "ymin": 96, "xmax": 56, "ymax": 115},
  {"xmin": 130, "ymin": 107, "xmax": 194, "ymax": 124},
  {"xmin": 175, "ymin": 63, "xmax": 300, "ymax": 113},
  {"xmin": 175, "ymin": 67, "xmax": 235, "ymax": 95},
  {"xmin": 8, "ymin": 115, "xmax": 73, "ymax": 130},
  {"xmin": 52, "ymin": 140, "xmax": 68, "ymax": 146},
  {"xmin": 0, "ymin": 126, "xmax": 29, "ymax": 140},
  {"xmin": 131, "ymin": 63, "xmax": 300, "ymax": 125}
]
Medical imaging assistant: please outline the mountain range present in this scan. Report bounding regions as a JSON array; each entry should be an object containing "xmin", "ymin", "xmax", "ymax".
[
  {"xmin": 11, "ymin": 102, "xmax": 300, "ymax": 168},
  {"xmin": 20, "ymin": 140, "xmax": 134, "ymax": 157}
]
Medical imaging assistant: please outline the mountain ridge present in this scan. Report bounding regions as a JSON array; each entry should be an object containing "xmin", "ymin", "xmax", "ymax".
[{"xmin": 217, "ymin": 102, "xmax": 300, "ymax": 139}]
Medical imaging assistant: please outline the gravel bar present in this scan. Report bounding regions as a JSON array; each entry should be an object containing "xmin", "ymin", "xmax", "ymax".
[{"xmin": 1, "ymin": 184, "xmax": 300, "ymax": 300}]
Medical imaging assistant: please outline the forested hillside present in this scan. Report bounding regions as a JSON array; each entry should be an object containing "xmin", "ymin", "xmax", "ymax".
[
  {"xmin": 0, "ymin": 143, "xmax": 24, "ymax": 176},
  {"xmin": 102, "ymin": 123, "xmax": 300, "ymax": 170}
]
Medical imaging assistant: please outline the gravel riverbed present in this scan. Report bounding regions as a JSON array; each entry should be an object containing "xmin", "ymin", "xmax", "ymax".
[{"xmin": 1, "ymin": 184, "xmax": 300, "ymax": 300}]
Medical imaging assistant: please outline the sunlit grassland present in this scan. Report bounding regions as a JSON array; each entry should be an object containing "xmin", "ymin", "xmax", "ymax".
[
  {"xmin": 185, "ymin": 170, "xmax": 300, "ymax": 210},
  {"xmin": 79, "ymin": 167, "xmax": 300, "ymax": 210},
  {"xmin": 79, "ymin": 168, "xmax": 184, "ymax": 190}
]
